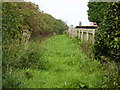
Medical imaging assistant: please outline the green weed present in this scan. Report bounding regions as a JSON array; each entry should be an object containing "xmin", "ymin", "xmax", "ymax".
[{"xmin": 10, "ymin": 34, "xmax": 114, "ymax": 88}]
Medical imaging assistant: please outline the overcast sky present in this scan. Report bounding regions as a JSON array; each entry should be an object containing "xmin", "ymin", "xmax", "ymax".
[{"xmin": 26, "ymin": 0, "xmax": 90, "ymax": 27}]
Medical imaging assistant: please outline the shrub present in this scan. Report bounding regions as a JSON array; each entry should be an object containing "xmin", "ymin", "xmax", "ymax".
[
  {"xmin": 93, "ymin": 2, "xmax": 120, "ymax": 63},
  {"xmin": 88, "ymin": 2, "xmax": 120, "ymax": 88},
  {"xmin": 88, "ymin": 2, "xmax": 120, "ymax": 62},
  {"xmin": 18, "ymin": 41, "xmax": 48, "ymax": 70}
]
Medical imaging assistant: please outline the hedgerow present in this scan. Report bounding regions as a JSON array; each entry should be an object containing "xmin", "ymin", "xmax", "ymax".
[
  {"xmin": 88, "ymin": 2, "xmax": 120, "ymax": 63},
  {"xmin": 2, "ymin": 2, "xmax": 68, "ymax": 88},
  {"xmin": 87, "ymin": 2, "xmax": 120, "ymax": 88}
]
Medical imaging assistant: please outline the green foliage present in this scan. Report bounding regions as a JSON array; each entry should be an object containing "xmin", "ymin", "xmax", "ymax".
[
  {"xmin": 18, "ymin": 41, "xmax": 48, "ymax": 70},
  {"xmin": 2, "ymin": 2, "xmax": 32, "ymax": 70},
  {"xmin": 87, "ymin": 2, "xmax": 109, "ymax": 25},
  {"xmin": 91, "ymin": 2, "xmax": 120, "ymax": 63},
  {"xmin": 2, "ymin": 2, "xmax": 68, "ymax": 88},
  {"xmin": 2, "ymin": 72, "xmax": 22, "ymax": 88},
  {"xmin": 3, "ymin": 1, "xmax": 119, "ymax": 88},
  {"xmin": 2, "ymin": 2, "xmax": 30, "ymax": 41},
  {"xmin": 41, "ymin": 13, "xmax": 68, "ymax": 34},
  {"xmin": 88, "ymin": 2, "xmax": 120, "ymax": 88},
  {"xmin": 79, "ymin": 41, "xmax": 94, "ymax": 58},
  {"xmin": 88, "ymin": 2, "xmax": 120, "ymax": 62},
  {"xmin": 10, "ymin": 35, "xmax": 118, "ymax": 88},
  {"xmin": 2, "ymin": 2, "xmax": 68, "ymax": 41}
]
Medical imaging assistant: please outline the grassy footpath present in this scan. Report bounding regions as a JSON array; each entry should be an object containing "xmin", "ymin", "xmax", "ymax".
[{"xmin": 13, "ymin": 34, "xmax": 107, "ymax": 88}]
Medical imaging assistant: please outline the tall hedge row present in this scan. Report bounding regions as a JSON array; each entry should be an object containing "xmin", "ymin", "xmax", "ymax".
[
  {"xmin": 88, "ymin": 2, "xmax": 120, "ymax": 62},
  {"xmin": 2, "ymin": 2, "xmax": 69, "ymax": 68},
  {"xmin": 2, "ymin": 2, "xmax": 68, "ymax": 87}
]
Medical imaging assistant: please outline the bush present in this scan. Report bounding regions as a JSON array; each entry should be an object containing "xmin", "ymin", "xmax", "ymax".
[
  {"xmin": 18, "ymin": 41, "xmax": 48, "ymax": 70},
  {"xmin": 88, "ymin": 2, "xmax": 120, "ymax": 88},
  {"xmin": 88, "ymin": 2, "xmax": 120, "ymax": 62},
  {"xmin": 93, "ymin": 2, "xmax": 120, "ymax": 63}
]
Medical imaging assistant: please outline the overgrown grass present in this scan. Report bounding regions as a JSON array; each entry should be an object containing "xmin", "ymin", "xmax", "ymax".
[{"xmin": 7, "ymin": 34, "xmax": 118, "ymax": 88}]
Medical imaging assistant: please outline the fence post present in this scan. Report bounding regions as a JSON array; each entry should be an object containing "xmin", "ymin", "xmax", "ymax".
[
  {"xmin": 81, "ymin": 29, "xmax": 83, "ymax": 40},
  {"xmin": 86, "ymin": 30, "xmax": 89, "ymax": 41},
  {"xmin": 78, "ymin": 30, "xmax": 80, "ymax": 39},
  {"xmin": 81, "ymin": 30, "xmax": 83, "ymax": 40}
]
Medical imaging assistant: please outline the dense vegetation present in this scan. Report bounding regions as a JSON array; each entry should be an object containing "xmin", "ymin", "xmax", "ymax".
[
  {"xmin": 88, "ymin": 2, "xmax": 120, "ymax": 63},
  {"xmin": 2, "ymin": 1, "xmax": 120, "ymax": 88},
  {"xmin": 3, "ymin": 35, "xmax": 118, "ymax": 88},
  {"xmin": 2, "ymin": 2, "xmax": 68, "ymax": 40},
  {"xmin": 2, "ymin": 2, "xmax": 68, "ymax": 88},
  {"xmin": 87, "ymin": 2, "xmax": 109, "ymax": 25},
  {"xmin": 88, "ymin": 2, "xmax": 120, "ymax": 88}
]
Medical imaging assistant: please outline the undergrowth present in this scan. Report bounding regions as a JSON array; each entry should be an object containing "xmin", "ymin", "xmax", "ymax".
[
  {"xmin": 6, "ymin": 34, "xmax": 118, "ymax": 88},
  {"xmin": 78, "ymin": 38, "xmax": 119, "ymax": 88}
]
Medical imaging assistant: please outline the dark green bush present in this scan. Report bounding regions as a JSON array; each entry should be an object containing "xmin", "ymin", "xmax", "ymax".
[
  {"xmin": 88, "ymin": 2, "xmax": 120, "ymax": 63},
  {"xmin": 87, "ymin": 2, "xmax": 109, "ymax": 25},
  {"xmin": 93, "ymin": 2, "xmax": 120, "ymax": 63},
  {"xmin": 88, "ymin": 2, "xmax": 120, "ymax": 88}
]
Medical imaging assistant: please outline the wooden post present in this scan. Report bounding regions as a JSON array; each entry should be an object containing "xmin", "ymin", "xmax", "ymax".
[
  {"xmin": 78, "ymin": 30, "xmax": 80, "ymax": 38},
  {"xmin": 78, "ymin": 30, "xmax": 80, "ymax": 39},
  {"xmin": 81, "ymin": 30, "xmax": 83, "ymax": 41},
  {"xmin": 86, "ymin": 30, "xmax": 89, "ymax": 41},
  {"xmin": 77, "ymin": 30, "xmax": 79, "ymax": 38}
]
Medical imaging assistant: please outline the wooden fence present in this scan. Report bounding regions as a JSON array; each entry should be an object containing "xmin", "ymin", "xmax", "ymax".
[{"xmin": 68, "ymin": 28, "xmax": 96, "ymax": 43}]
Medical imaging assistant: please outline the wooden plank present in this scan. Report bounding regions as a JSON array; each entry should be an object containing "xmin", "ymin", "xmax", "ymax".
[{"xmin": 78, "ymin": 30, "xmax": 80, "ymax": 39}]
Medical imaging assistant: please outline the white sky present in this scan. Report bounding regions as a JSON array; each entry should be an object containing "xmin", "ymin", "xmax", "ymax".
[{"xmin": 26, "ymin": 0, "xmax": 90, "ymax": 27}]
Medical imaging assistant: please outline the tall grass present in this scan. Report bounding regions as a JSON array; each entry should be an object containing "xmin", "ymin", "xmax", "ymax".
[{"xmin": 3, "ymin": 34, "xmax": 119, "ymax": 88}]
